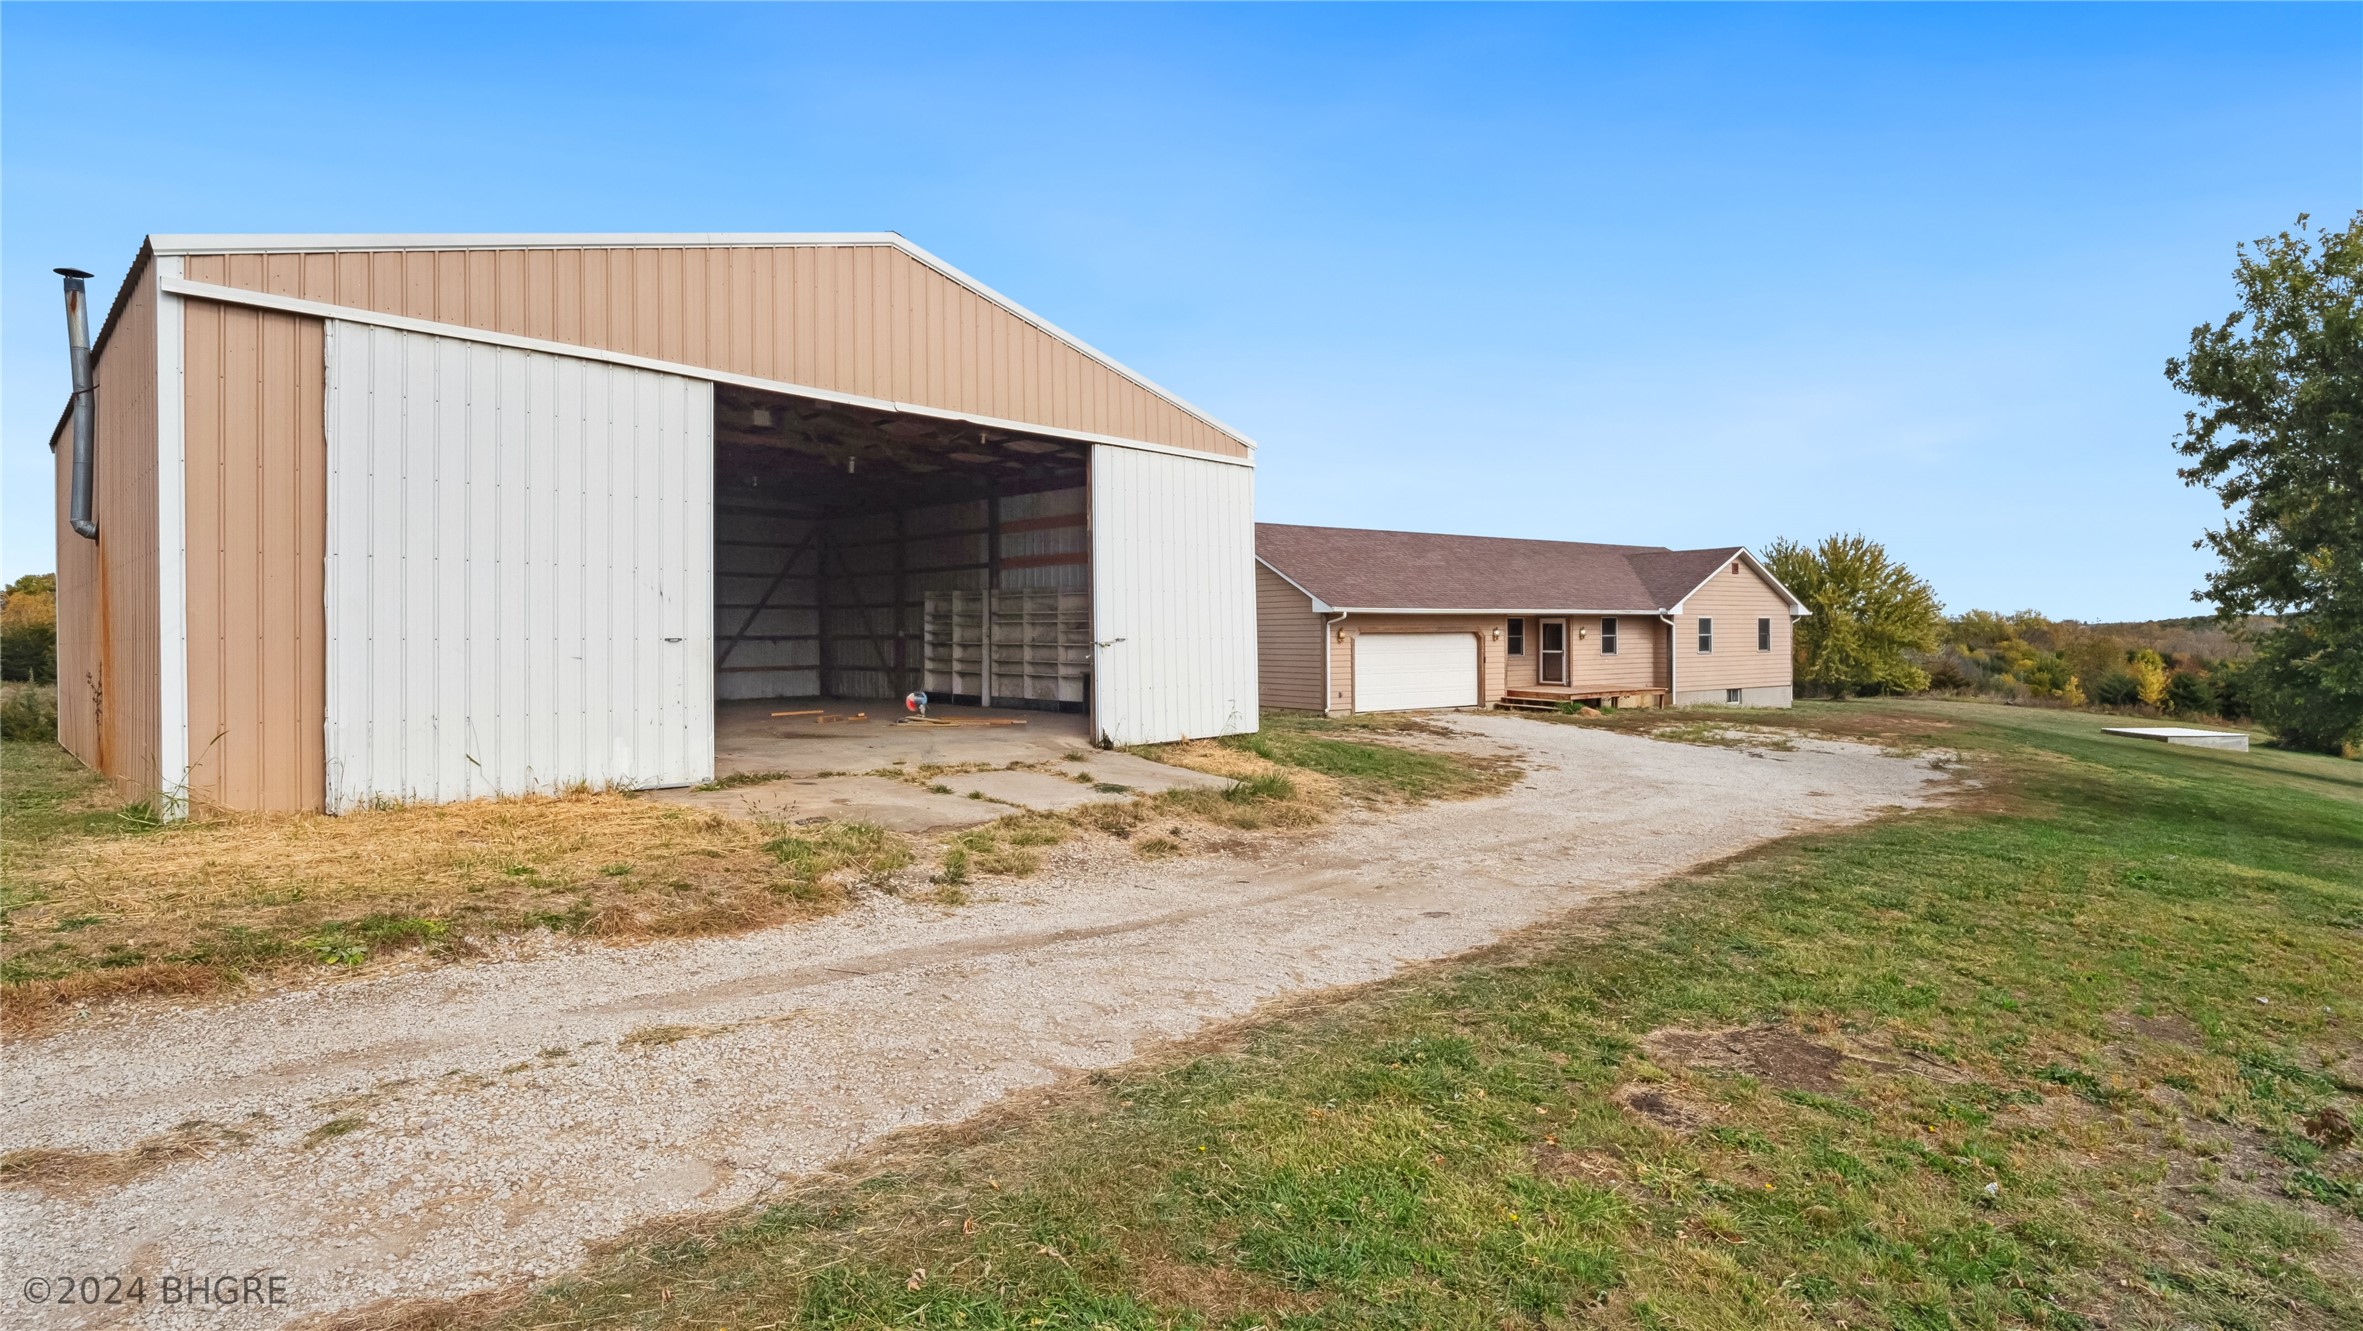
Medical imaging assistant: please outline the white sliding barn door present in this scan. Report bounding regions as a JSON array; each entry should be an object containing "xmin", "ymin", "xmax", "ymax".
[
  {"xmin": 323, "ymin": 322, "xmax": 715, "ymax": 811},
  {"xmin": 1089, "ymin": 445, "xmax": 1257, "ymax": 745}
]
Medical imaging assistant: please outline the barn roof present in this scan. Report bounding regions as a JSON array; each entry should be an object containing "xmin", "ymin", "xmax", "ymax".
[{"xmin": 57, "ymin": 233, "xmax": 1253, "ymax": 459}]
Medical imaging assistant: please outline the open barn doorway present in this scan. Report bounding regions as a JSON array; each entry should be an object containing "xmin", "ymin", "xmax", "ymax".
[{"xmin": 710, "ymin": 385, "xmax": 1093, "ymax": 776}]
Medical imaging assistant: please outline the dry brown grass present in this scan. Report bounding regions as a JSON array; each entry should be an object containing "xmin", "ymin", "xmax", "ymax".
[
  {"xmin": 18, "ymin": 792, "xmax": 782, "ymax": 931},
  {"xmin": 0, "ymin": 1120, "xmax": 250, "ymax": 1196},
  {"xmin": 1144, "ymin": 738, "xmax": 1346, "ymax": 805},
  {"xmin": 3, "ymin": 788, "xmax": 894, "ymax": 1028},
  {"xmin": 925, "ymin": 741, "xmax": 1353, "ymax": 886},
  {"xmin": 1072, "ymin": 746, "xmax": 1334, "ymax": 851},
  {"xmin": 3, "ymin": 713, "xmax": 1506, "ymax": 1019}
]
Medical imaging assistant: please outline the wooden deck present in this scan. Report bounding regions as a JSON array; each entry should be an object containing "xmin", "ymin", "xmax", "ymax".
[{"xmin": 1494, "ymin": 686, "xmax": 1669, "ymax": 713}]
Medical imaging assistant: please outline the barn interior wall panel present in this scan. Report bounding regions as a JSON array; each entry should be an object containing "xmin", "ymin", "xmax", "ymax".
[
  {"xmin": 740, "ymin": 486, "xmax": 1088, "ymax": 704},
  {"xmin": 713, "ymin": 492, "xmax": 816, "ymax": 700},
  {"xmin": 813, "ymin": 505, "xmax": 930, "ymax": 702},
  {"xmin": 1089, "ymin": 447, "xmax": 1256, "ymax": 745},
  {"xmin": 322, "ymin": 321, "xmax": 714, "ymax": 809}
]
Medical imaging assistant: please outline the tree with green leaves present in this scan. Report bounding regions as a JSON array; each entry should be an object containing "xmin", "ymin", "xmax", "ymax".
[
  {"xmin": 2168, "ymin": 212, "xmax": 2363, "ymax": 755},
  {"xmin": 1763, "ymin": 534, "xmax": 1943, "ymax": 697},
  {"xmin": 0, "ymin": 571, "xmax": 57, "ymax": 684}
]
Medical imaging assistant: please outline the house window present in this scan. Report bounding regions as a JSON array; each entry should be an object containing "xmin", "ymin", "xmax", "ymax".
[
  {"xmin": 1506, "ymin": 617, "xmax": 1525, "ymax": 656},
  {"xmin": 1600, "ymin": 617, "xmax": 1618, "ymax": 654},
  {"xmin": 1697, "ymin": 618, "xmax": 1714, "ymax": 653},
  {"xmin": 1727, "ymin": 688, "xmax": 1743, "ymax": 704},
  {"xmin": 1758, "ymin": 617, "xmax": 1772, "ymax": 651}
]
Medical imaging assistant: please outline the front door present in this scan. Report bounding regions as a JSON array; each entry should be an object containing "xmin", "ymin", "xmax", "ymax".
[{"xmin": 1538, "ymin": 618, "xmax": 1568, "ymax": 685}]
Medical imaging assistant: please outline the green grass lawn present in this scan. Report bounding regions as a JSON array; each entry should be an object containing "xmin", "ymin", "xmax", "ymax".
[
  {"xmin": 100, "ymin": 704, "xmax": 2363, "ymax": 1325},
  {"xmin": 383, "ymin": 700, "xmax": 2363, "ymax": 1330}
]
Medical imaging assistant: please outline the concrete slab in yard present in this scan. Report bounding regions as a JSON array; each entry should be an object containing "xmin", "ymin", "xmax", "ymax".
[
  {"xmin": 649, "ymin": 776, "xmax": 1002, "ymax": 832},
  {"xmin": 2103, "ymin": 726, "xmax": 2250, "ymax": 752},
  {"xmin": 1050, "ymin": 751, "xmax": 1235, "ymax": 795},
  {"xmin": 939, "ymin": 768, "xmax": 1128, "ymax": 811}
]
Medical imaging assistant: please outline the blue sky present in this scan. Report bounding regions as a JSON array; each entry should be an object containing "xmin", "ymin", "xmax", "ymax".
[{"xmin": 4, "ymin": 2, "xmax": 2356, "ymax": 619}]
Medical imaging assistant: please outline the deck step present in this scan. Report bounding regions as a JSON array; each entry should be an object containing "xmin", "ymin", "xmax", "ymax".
[{"xmin": 1495, "ymin": 687, "xmax": 1668, "ymax": 713}]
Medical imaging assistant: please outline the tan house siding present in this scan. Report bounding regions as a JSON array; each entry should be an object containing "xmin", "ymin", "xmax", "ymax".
[
  {"xmin": 179, "ymin": 244, "xmax": 1248, "ymax": 459},
  {"xmin": 181, "ymin": 300, "xmax": 328, "ymax": 812},
  {"xmin": 54, "ymin": 260, "xmax": 162, "ymax": 799},
  {"xmin": 1503, "ymin": 618, "xmax": 1538, "ymax": 690},
  {"xmin": 1326, "ymin": 614, "xmax": 1508, "ymax": 713},
  {"xmin": 1674, "ymin": 561, "xmax": 1795, "ymax": 696},
  {"xmin": 1569, "ymin": 615, "xmax": 1666, "ymax": 693},
  {"xmin": 1255, "ymin": 563, "xmax": 1324, "ymax": 710}
]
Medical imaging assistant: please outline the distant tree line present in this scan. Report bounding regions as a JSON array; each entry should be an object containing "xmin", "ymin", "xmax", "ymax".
[
  {"xmin": 1920, "ymin": 609, "xmax": 2256, "ymax": 721},
  {"xmin": 1765, "ymin": 211, "xmax": 2361, "ymax": 757},
  {"xmin": 1, "ymin": 572, "xmax": 56, "ymax": 684},
  {"xmin": 1762, "ymin": 535, "xmax": 2301, "ymax": 740}
]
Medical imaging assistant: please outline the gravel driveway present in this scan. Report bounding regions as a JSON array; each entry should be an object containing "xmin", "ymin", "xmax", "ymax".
[{"xmin": 3, "ymin": 715, "xmax": 1950, "ymax": 1327}]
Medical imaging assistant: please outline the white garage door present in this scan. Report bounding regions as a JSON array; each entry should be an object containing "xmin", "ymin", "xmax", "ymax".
[{"xmin": 1354, "ymin": 633, "xmax": 1479, "ymax": 712}]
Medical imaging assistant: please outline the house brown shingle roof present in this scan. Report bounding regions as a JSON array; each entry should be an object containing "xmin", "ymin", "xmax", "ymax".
[{"xmin": 1255, "ymin": 523, "xmax": 1757, "ymax": 613}]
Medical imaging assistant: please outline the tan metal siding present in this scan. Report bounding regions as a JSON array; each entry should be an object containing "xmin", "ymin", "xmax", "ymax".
[
  {"xmin": 1676, "ymin": 563, "xmax": 1795, "ymax": 692},
  {"xmin": 182, "ymin": 301, "xmax": 328, "ymax": 812},
  {"xmin": 181, "ymin": 245, "xmax": 1247, "ymax": 459},
  {"xmin": 53, "ymin": 263, "xmax": 161, "ymax": 799},
  {"xmin": 1255, "ymin": 563, "xmax": 1324, "ymax": 711},
  {"xmin": 1329, "ymin": 614, "xmax": 1509, "ymax": 713}
]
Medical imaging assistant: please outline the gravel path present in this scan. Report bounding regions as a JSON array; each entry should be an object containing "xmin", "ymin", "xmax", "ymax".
[{"xmin": 4, "ymin": 716, "xmax": 1950, "ymax": 1327}]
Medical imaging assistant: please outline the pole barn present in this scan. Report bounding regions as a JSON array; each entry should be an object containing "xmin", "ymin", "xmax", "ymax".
[{"xmin": 48, "ymin": 234, "xmax": 1260, "ymax": 815}]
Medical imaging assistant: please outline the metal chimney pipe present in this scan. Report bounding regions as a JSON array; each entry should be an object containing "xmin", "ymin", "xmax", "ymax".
[{"xmin": 57, "ymin": 268, "xmax": 98, "ymax": 540}]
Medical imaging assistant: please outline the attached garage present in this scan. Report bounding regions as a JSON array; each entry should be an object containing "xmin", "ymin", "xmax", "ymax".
[
  {"xmin": 1351, "ymin": 633, "xmax": 1478, "ymax": 713},
  {"xmin": 49, "ymin": 234, "xmax": 1261, "ymax": 815}
]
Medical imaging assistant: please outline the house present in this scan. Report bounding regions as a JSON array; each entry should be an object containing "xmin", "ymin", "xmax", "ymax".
[
  {"xmin": 48, "ymin": 234, "xmax": 1259, "ymax": 815},
  {"xmin": 1254, "ymin": 524, "xmax": 1804, "ymax": 714}
]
